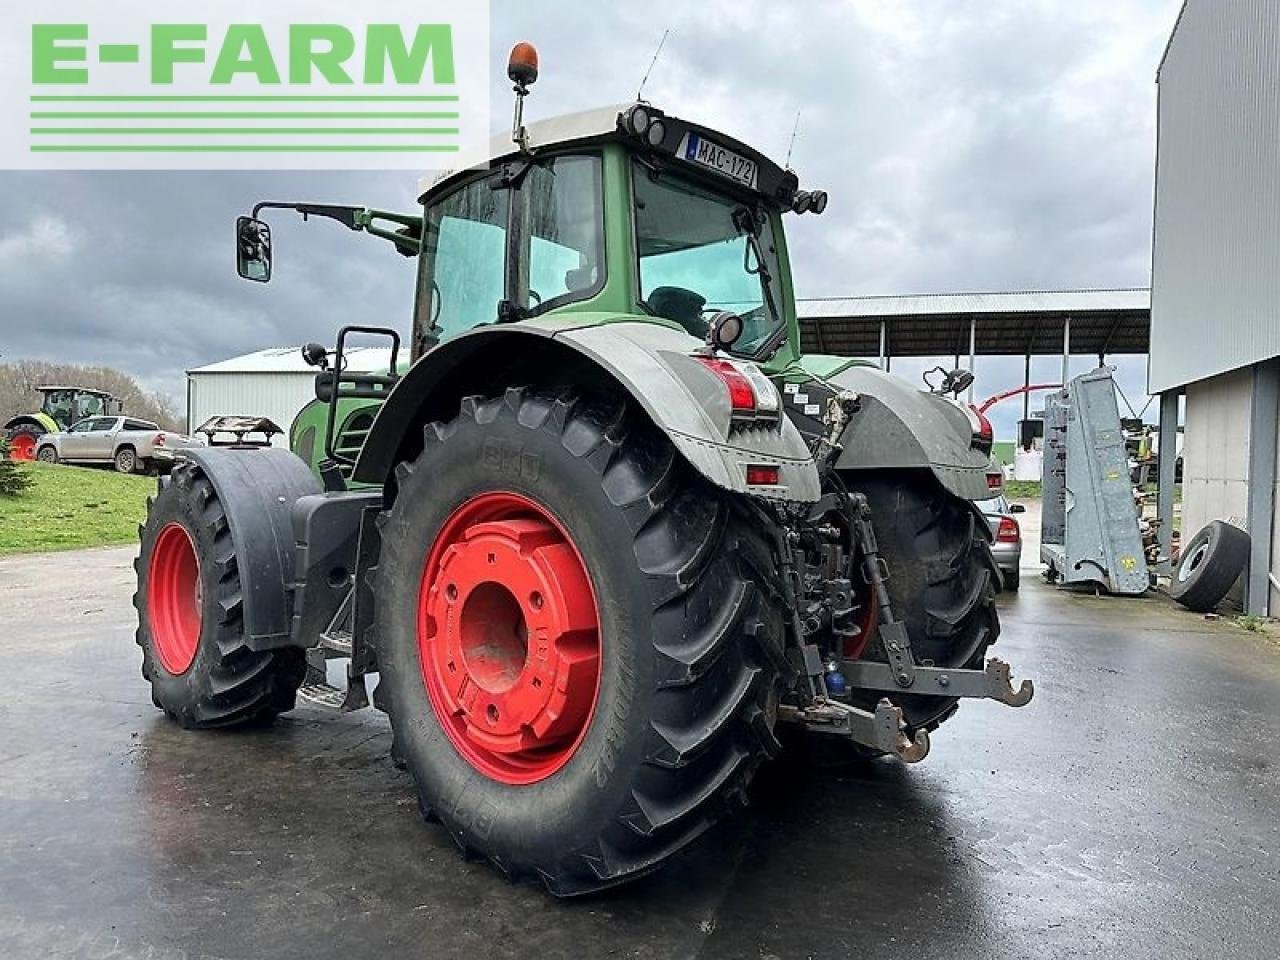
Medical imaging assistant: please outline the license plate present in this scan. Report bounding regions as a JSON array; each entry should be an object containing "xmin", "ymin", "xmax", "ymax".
[{"xmin": 677, "ymin": 132, "xmax": 759, "ymax": 189}]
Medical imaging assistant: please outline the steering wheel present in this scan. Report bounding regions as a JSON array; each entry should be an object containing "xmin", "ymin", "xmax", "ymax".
[
  {"xmin": 529, "ymin": 289, "xmax": 543, "ymax": 308},
  {"xmin": 431, "ymin": 281, "xmax": 443, "ymax": 326}
]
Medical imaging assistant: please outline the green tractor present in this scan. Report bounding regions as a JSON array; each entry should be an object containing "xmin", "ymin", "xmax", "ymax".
[
  {"xmin": 134, "ymin": 46, "xmax": 1032, "ymax": 895},
  {"xmin": 4, "ymin": 386, "xmax": 122, "ymax": 461}
]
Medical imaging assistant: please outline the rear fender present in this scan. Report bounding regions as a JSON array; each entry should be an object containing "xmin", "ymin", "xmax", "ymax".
[
  {"xmin": 4, "ymin": 413, "xmax": 58, "ymax": 434},
  {"xmin": 353, "ymin": 319, "xmax": 820, "ymax": 502},
  {"xmin": 827, "ymin": 365, "xmax": 993, "ymax": 501},
  {"xmin": 178, "ymin": 447, "xmax": 322, "ymax": 651}
]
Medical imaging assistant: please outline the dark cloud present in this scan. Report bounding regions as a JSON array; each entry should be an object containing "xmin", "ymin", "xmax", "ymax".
[{"xmin": 0, "ymin": 0, "xmax": 1181, "ymax": 437}]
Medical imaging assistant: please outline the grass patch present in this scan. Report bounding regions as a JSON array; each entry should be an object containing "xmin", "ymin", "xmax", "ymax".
[
  {"xmin": 0, "ymin": 462, "xmax": 152, "ymax": 555},
  {"xmin": 1003, "ymin": 480, "xmax": 1042, "ymax": 500}
]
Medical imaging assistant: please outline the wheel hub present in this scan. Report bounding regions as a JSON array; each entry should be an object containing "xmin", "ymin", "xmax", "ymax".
[
  {"xmin": 9, "ymin": 434, "xmax": 36, "ymax": 462},
  {"xmin": 147, "ymin": 522, "xmax": 202, "ymax": 675},
  {"xmin": 418, "ymin": 493, "xmax": 601, "ymax": 785}
]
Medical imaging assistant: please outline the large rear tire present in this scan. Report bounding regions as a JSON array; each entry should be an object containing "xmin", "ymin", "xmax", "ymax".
[
  {"xmin": 6, "ymin": 425, "xmax": 43, "ymax": 462},
  {"xmin": 133, "ymin": 462, "xmax": 306, "ymax": 728},
  {"xmin": 846, "ymin": 473, "xmax": 1001, "ymax": 732},
  {"xmin": 374, "ymin": 388, "xmax": 787, "ymax": 895}
]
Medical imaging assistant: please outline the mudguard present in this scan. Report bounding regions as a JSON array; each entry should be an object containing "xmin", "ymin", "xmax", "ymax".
[
  {"xmin": 4, "ymin": 412, "xmax": 59, "ymax": 433},
  {"xmin": 353, "ymin": 318, "xmax": 821, "ymax": 502},
  {"xmin": 825, "ymin": 364, "xmax": 993, "ymax": 501},
  {"xmin": 177, "ymin": 447, "xmax": 322, "ymax": 651}
]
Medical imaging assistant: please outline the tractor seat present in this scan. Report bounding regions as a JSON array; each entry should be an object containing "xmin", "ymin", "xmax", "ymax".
[{"xmin": 648, "ymin": 286, "xmax": 708, "ymax": 339}]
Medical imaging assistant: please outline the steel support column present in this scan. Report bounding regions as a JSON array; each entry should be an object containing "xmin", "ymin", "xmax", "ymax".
[
  {"xmin": 878, "ymin": 320, "xmax": 887, "ymax": 370},
  {"xmin": 1023, "ymin": 351, "xmax": 1032, "ymax": 424},
  {"xmin": 1156, "ymin": 390, "xmax": 1180, "ymax": 575},
  {"xmin": 1246, "ymin": 360, "xmax": 1279, "ymax": 616},
  {"xmin": 1061, "ymin": 315, "xmax": 1071, "ymax": 386},
  {"xmin": 967, "ymin": 316, "xmax": 977, "ymax": 403}
]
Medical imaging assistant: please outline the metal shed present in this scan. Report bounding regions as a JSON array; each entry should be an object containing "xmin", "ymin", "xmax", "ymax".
[{"xmin": 186, "ymin": 347, "xmax": 392, "ymax": 448}]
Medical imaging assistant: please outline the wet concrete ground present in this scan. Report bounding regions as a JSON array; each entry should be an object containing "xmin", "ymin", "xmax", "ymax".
[{"xmin": 1, "ymin": 545, "xmax": 1278, "ymax": 960}]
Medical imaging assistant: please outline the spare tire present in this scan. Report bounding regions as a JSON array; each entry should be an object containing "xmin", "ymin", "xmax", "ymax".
[{"xmin": 1170, "ymin": 520, "xmax": 1250, "ymax": 613}]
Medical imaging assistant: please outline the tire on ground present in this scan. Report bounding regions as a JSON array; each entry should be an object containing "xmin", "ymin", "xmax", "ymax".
[
  {"xmin": 7, "ymin": 425, "xmax": 44, "ymax": 462},
  {"xmin": 1170, "ymin": 520, "xmax": 1250, "ymax": 613},
  {"xmin": 374, "ymin": 388, "xmax": 787, "ymax": 895},
  {"xmin": 115, "ymin": 447, "xmax": 137, "ymax": 474},
  {"xmin": 36, "ymin": 445, "xmax": 58, "ymax": 464},
  {"xmin": 1004, "ymin": 568, "xmax": 1021, "ymax": 592},
  {"xmin": 846, "ymin": 472, "xmax": 1002, "ymax": 732},
  {"xmin": 134, "ymin": 461, "xmax": 306, "ymax": 728}
]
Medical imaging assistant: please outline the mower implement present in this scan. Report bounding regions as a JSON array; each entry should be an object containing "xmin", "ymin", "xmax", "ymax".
[{"xmin": 133, "ymin": 42, "xmax": 1034, "ymax": 895}]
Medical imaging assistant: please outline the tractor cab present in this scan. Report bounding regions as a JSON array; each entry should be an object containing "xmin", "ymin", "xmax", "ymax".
[{"xmin": 36, "ymin": 386, "xmax": 122, "ymax": 430}]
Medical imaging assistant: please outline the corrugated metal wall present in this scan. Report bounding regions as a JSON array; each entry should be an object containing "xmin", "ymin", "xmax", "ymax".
[
  {"xmin": 1150, "ymin": 0, "xmax": 1280, "ymax": 393},
  {"xmin": 187, "ymin": 373, "xmax": 318, "ymax": 448}
]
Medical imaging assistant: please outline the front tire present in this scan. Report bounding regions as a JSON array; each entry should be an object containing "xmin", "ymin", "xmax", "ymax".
[
  {"xmin": 375, "ymin": 389, "xmax": 786, "ymax": 895},
  {"xmin": 134, "ymin": 462, "xmax": 306, "ymax": 728},
  {"xmin": 36, "ymin": 445, "xmax": 58, "ymax": 464}
]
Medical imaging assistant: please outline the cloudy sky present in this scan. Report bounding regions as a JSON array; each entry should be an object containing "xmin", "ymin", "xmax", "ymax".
[{"xmin": 0, "ymin": 0, "xmax": 1183, "ymax": 436}]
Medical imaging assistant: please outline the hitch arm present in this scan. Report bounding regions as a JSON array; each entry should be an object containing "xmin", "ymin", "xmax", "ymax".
[
  {"xmin": 842, "ymin": 657, "xmax": 1034, "ymax": 707},
  {"xmin": 779, "ymin": 698, "xmax": 930, "ymax": 763}
]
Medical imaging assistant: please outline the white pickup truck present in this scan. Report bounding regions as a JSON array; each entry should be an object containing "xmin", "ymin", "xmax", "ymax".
[{"xmin": 34, "ymin": 416, "xmax": 201, "ymax": 474}]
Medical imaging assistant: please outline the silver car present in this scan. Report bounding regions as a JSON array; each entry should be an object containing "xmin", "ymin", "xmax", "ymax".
[
  {"xmin": 979, "ymin": 494, "xmax": 1026, "ymax": 591},
  {"xmin": 35, "ymin": 416, "xmax": 200, "ymax": 474}
]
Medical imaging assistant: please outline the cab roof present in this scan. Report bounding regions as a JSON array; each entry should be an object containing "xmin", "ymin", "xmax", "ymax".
[
  {"xmin": 36, "ymin": 385, "xmax": 118, "ymax": 396},
  {"xmin": 418, "ymin": 103, "xmax": 799, "ymax": 208}
]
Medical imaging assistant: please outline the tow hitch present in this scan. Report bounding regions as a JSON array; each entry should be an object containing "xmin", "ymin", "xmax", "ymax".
[{"xmin": 781, "ymin": 488, "xmax": 1034, "ymax": 761}]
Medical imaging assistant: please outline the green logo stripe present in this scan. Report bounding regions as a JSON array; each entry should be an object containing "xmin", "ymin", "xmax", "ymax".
[
  {"xmin": 30, "ymin": 144, "xmax": 461, "ymax": 152},
  {"xmin": 31, "ymin": 127, "xmax": 459, "ymax": 135},
  {"xmin": 31, "ymin": 111, "xmax": 457, "ymax": 119},
  {"xmin": 30, "ymin": 95, "xmax": 460, "ymax": 103}
]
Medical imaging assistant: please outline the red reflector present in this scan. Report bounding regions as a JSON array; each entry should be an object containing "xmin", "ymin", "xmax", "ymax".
[
  {"xmin": 996, "ymin": 516, "xmax": 1020, "ymax": 543},
  {"xmin": 746, "ymin": 464, "xmax": 780, "ymax": 486},
  {"xmin": 987, "ymin": 472, "xmax": 1003, "ymax": 490},
  {"xmin": 693, "ymin": 356, "xmax": 756, "ymax": 415}
]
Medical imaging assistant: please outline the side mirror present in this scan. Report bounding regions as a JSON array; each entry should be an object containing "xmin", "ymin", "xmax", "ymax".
[
  {"xmin": 1009, "ymin": 503, "xmax": 1027, "ymax": 514},
  {"xmin": 236, "ymin": 216, "xmax": 272, "ymax": 282}
]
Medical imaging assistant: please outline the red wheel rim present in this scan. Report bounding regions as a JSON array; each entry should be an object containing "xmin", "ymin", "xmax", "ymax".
[
  {"xmin": 9, "ymin": 434, "xmax": 36, "ymax": 462},
  {"xmin": 147, "ymin": 523, "xmax": 203, "ymax": 675},
  {"xmin": 417, "ymin": 492, "xmax": 601, "ymax": 785}
]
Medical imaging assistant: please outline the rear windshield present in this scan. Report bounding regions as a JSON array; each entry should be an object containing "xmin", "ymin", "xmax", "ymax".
[{"xmin": 125, "ymin": 419, "xmax": 158, "ymax": 431}]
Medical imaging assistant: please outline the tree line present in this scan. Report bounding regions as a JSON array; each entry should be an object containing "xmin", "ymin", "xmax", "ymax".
[{"xmin": 0, "ymin": 361, "xmax": 182, "ymax": 432}]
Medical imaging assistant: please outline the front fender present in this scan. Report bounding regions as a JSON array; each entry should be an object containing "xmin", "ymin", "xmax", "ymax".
[
  {"xmin": 827, "ymin": 365, "xmax": 992, "ymax": 501},
  {"xmin": 354, "ymin": 319, "xmax": 820, "ymax": 503}
]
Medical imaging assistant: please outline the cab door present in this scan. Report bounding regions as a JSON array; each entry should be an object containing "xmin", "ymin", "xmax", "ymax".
[{"xmin": 77, "ymin": 417, "xmax": 120, "ymax": 460}]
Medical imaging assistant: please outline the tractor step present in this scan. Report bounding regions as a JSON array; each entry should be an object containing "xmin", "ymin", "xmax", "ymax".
[
  {"xmin": 318, "ymin": 628, "xmax": 352, "ymax": 657},
  {"xmin": 298, "ymin": 681, "xmax": 347, "ymax": 710}
]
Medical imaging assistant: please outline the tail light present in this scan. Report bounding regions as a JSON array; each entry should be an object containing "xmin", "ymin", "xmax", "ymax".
[
  {"xmin": 996, "ymin": 516, "xmax": 1020, "ymax": 544},
  {"xmin": 692, "ymin": 356, "xmax": 781, "ymax": 426},
  {"xmin": 966, "ymin": 404, "xmax": 994, "ymax": 454},
  {"xmin": 987, "ymin": 471, "xmax": 1003, "ymax": 491},
  {"xmin": 155, "ymin": 433, "xmax": 166, "ymax": 447}
]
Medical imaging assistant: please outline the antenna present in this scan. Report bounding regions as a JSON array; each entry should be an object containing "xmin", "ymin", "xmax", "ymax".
[
  {"xmin": 784, "ymin": 110, "xmax": 802, "ymax": 170},
  {"xmin": 636, "ymin": 29, "xmax": 670, "ymax": 102}
]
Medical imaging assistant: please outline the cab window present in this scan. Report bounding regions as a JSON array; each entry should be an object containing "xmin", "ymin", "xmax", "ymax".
[
  {"xmin": 519, "ymin": 154, "xmax": 605, "ymax": 315},
  {"xmin": 420, "ymin": 176, "xmax": 508, "ymax": 342}
]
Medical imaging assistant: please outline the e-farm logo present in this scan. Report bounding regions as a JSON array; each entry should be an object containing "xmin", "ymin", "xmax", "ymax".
[{"xmin": 1, "ymin": 1, "xmax": 489, "ymax": 170}]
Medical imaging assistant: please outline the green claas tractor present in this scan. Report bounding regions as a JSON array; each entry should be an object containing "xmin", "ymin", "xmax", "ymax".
[
  {"xmin": 134, "ymin": 45, "xmax": 1033, "ymax": 895},
  {"xmin": 4, "ymin": 386, "xmax": 122, "ymax": 461}
]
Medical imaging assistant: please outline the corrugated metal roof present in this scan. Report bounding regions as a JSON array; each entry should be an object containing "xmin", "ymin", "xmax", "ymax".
[
  {"xmin": 187, "ymin": 346, "xmax": 393, "ymax": 376},
  {"xmin": 799, "ymin": 288, "xmax": 1150, "ymax": 320},
  {"xmin": 797, "ymin": 289, "xmax": 1151, "ymax": 359}
]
